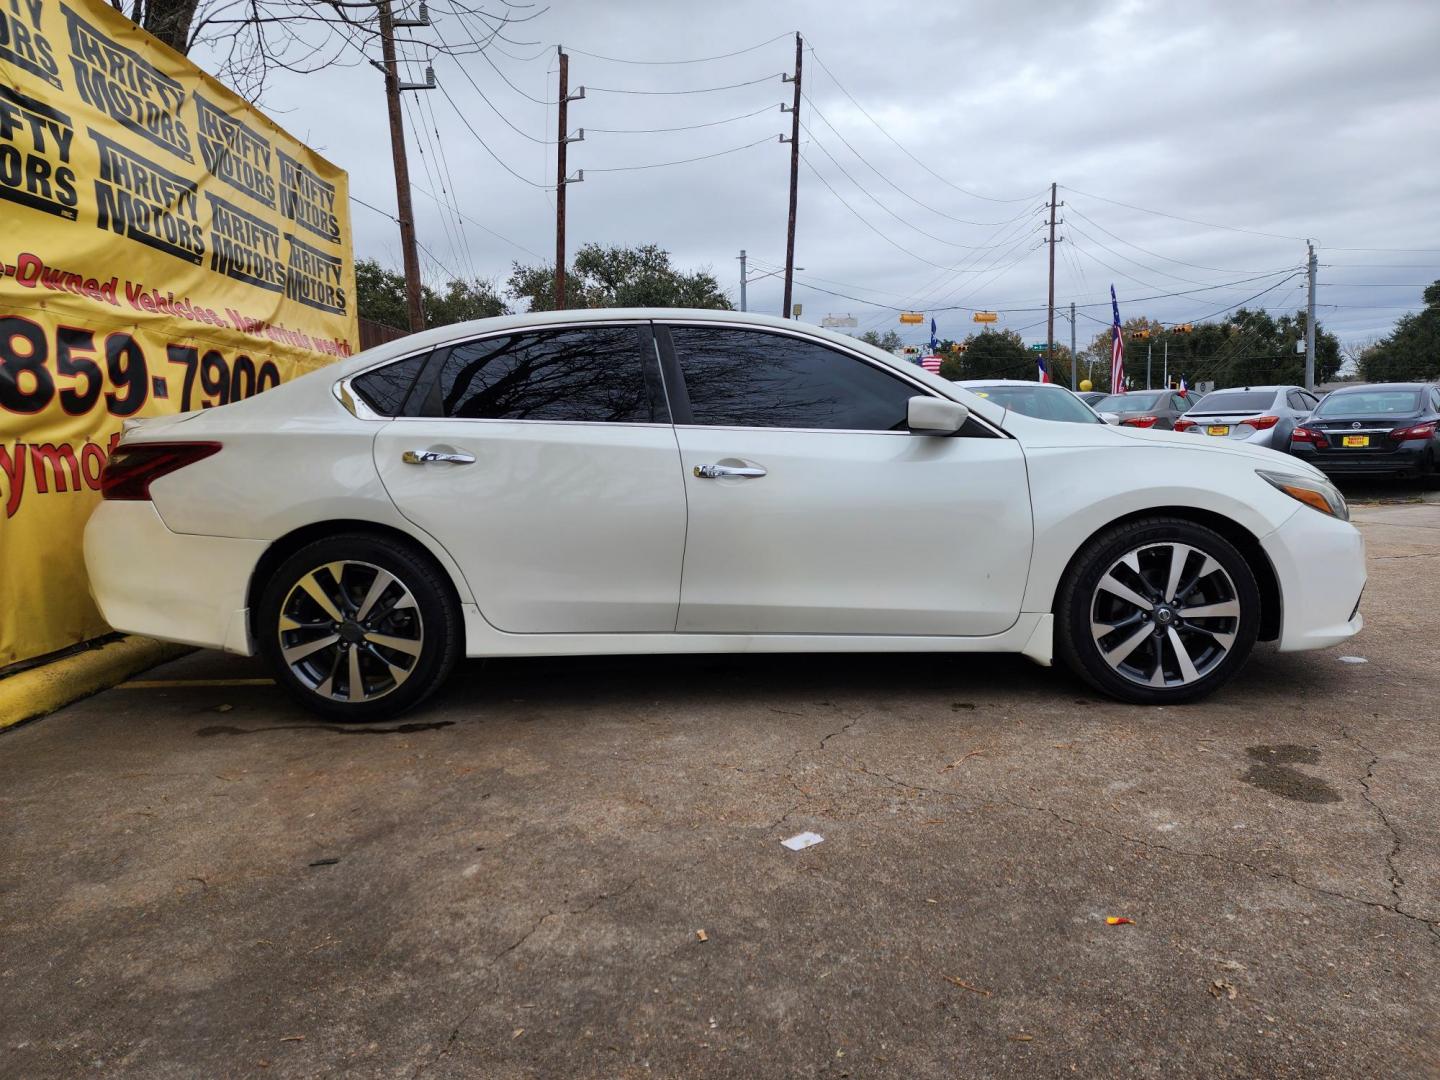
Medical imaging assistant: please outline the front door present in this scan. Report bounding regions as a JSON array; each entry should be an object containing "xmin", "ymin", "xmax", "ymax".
[
  {"xmin": 661, "ymin": 323, "xmax": 1032, "ymax": 636},
  {"xmin": 374, "ymin": 322, "xmax": 686, "ymax": 633}
]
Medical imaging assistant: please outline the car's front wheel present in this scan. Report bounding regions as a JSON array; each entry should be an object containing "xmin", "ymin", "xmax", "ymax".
[
  {"xmin": 257, "ymin": 533, "xmax": 461, "ymax": 721},
  {"xmin": 1056, "ymin": 517, "xmax": 1261, "ymax": 705}
]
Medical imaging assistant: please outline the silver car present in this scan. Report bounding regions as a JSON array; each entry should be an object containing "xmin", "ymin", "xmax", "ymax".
[
  {"xmin": 1092, "ymin": 389, "xmax": 1199, "ymax": 429},
  {"xmin": 1175, "ymin": 385, "xmax": 1321, "ymax": 451}
]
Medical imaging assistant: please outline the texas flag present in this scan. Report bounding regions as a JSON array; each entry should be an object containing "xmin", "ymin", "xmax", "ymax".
[{"xmin": 1037, "ymin": 350, "xmax": 1050, "ymax": 384}]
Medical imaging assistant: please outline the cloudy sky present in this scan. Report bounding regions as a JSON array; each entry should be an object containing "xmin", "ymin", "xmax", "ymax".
[{"xmin": 214, "ymin": 0, "xmax": 1440, "ymax": 352}]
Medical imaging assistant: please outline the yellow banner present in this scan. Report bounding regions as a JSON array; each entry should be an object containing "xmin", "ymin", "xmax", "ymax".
[{"xmin": 0, "ymin": 0, "xmax": 358, "ymax": 668}]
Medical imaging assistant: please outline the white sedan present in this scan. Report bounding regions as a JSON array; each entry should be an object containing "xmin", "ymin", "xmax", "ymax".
[{"xmin": 85, "ymin": 310, "xmax": 1364, "ymax": 720}]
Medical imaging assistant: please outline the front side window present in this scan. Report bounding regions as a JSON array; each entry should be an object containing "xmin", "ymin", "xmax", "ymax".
[
  {"xmin": 668, "ymin": 326, "xmax": 916, "ymax": 430},
  {"xmin": 434, "ymin": 326, "xmax": 662, "ymax": 422}
]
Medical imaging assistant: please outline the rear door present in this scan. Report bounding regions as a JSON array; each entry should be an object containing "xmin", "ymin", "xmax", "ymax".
[
  {"xmin": 660, "ymin": 322, "xmax": 1032, "ymax": 636},
  {"xmin": 373, "ymin": 322, "xmax": 687, "ymax": 633}
]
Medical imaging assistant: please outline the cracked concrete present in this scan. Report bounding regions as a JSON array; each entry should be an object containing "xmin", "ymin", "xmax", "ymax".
[{"xmin": 1, "ymin": 497, "xmax": 1437, "ymax": 1078}]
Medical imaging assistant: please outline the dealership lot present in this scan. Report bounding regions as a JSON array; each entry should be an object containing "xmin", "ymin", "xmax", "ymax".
[{"xmin": 3, "ymin": 495, "xmax": 1437, "ymax": 1079}]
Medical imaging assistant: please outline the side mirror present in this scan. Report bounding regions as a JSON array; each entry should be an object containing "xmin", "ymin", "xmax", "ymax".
[{"xmin": 907, "ymin": 396, "xmax": 970, "ymax": 435}]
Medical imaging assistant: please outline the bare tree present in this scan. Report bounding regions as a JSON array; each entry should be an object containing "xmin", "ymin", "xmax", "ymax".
[{"xmin": 112, "ymin": 0, "xmax": 548, "ymax": 103}]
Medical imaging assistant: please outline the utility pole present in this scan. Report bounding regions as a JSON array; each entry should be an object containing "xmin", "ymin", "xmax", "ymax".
[
  {"xmin": 1163, "ymin": 339, "xmax": 1169, "ymax": 388},
  {"xmin": 1046, "ymin": 181, "xmax": 1058, "ymax": 374},
  {"xmin": 378, "ymin": 0, "xmax": 425, "ymax": 332},
  {"xmin": 738, "ymin": 249, "xmax": 747, "ymax": 312},
  {"xmin": 1305, "ymin": 240, "xmax": 1318, "ymax": 390},
  {"xmin": 780, "ymin": 32, "xmax": 802, "ymax": 319},
  {"xmin": 1069, "ymin": 300, "xmax": 1076, "ymax": 390},
  {"xmin": 1146, "ymin": 342, "xmax": 1153, "ymax": 390}
]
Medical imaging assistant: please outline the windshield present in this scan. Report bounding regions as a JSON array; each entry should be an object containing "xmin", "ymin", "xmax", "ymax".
[
  {"xmin": 1314, "ymin": 390, "xmax": 1422, "ymax": 417},
  {"xmin": 1188, "ymin": 390, "xmax": 1275, "ymax": 414},
  {"xmin": 1094, "ymin": 391, "xmax": 1165, "ymax": 412},
  {"xmin": 965, "ymin": 385, "xmax": 1103, "ymax": 424}
]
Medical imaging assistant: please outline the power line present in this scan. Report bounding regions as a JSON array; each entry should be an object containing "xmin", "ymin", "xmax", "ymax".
[
  {"xmin": 586, "ymin": 72, "xmax": 782, "ymax": 95},
  {"xmin": 1064, "ymin": 205, "xmax": 1291, "ymax": 276},
  {"xmin": 408, "ymin": 182, "xmax": 547, "ymax": 260},
  {"xmin": 806, "ymin": 46, "xmax": 1044, "ymax": 205},
  {"xmin": 1061, "ymin": 186, "xmax": 1306, "ymax": 242},
  {"xmin": 435, "ymin": 79, "xmax": 556, "ymax": 189},
  {"xmin": 350, "ymin": 192, "xmax": 466, "ymax": 282},
  {"xmin": 1064, "ymin": 220, "xmax": 1207, "ymax": 287},
  {"xmin": 438, "ymin": 41, "xmax": 556, "ymax": 143},
  {"xmin": 801, "ymin": 122, "xmax": 1039, "ymax": 251},
  {"xmin": 584, "ymin": 134, "xmax": 779, "ymax": 173},
  {"xmin": 800, "ymin": 152, "xmax": 1013, "ymax": 274},
  {"xmin": 564, "ymin": 32, "xmax": 795, "ymax": 65},
  {"xmin": 587, "ymin": 102, "xmax": 781, "ymax": 134},
  {"xmin": 801, "ymin": 92, "xmax": 1037, "ymax": 228}
]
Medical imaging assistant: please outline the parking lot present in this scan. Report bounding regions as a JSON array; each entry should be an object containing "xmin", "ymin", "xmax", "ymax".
[{"xmin": 3, "ymin": 490, "xmax": 1437, "ymax": 1079}]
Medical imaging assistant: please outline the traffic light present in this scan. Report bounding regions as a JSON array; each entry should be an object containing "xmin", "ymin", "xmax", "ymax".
[
  {"xmin": 1172, "ymin": 323, "xmax": 1194, "ymax": 334},
  {"xmin": 1130, "ymin": 329, "xmax": 1152, "ymax": 342}
]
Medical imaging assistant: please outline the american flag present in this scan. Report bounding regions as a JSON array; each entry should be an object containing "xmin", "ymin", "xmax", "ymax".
[
  {"xmin": 920, "ymin": 355, "xmax": 943, "ymax": 374},
  {"xmin": 1110, "ymin": 285, "xmax": 1125, "ymax": 393}
]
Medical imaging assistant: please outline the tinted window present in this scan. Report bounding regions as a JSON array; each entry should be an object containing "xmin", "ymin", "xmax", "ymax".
[
  {"xmin": 1170, "ymin": 394, "xmax": 1189, "ymax": 411},
  {"xmin": 965, "ymin": 384, "xmax": 1101, "ymax": 424},
  {"xmin": 437, "ymin": 326, "xmax": 661, "ymax": 422},
  {"xmin": 1313, "ymin": 390, "xmax": 1423, "ymax": 417},
  {"xmin": 1094, "ymin": 391, "xmax": 1166, "ymax": 412},
  {"xmin": 351, "ymin": 351, "xmax": 430, "ymax": 416},
  {"xmin": 1287, "ymin": 390, "xmax": 1310, "ymax": 411},
  {"xmin": 1188, "ymin": 390, "xmax": 1276, "ymax": 413},
  {"xmin": 670, "ymin": 326, "xmax": 915, "ymax": 430}
]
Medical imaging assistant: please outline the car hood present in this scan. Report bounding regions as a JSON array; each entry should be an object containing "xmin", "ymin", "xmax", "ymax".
[{"xmin": 1002, "ymin": 410, "xmax": 1328, "ymax": 480}]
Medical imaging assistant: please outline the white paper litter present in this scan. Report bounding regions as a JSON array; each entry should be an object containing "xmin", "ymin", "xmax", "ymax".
[
  {"xmin": 1338, "ymin": 656, "xmax": 1369, "ymax": 664},
  {"xmin": 782, "ymin": 831, "xmax": 824, "ymax": 851}
]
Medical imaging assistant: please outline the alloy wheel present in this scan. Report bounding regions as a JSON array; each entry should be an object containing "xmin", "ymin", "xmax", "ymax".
[
  {"xmin": 1089, "ymin": 542, "xmax": 1241, "ymax": 688},
  {"xmin": 277, "ymin": 560, "xmax": 424, "ymax": 703}
]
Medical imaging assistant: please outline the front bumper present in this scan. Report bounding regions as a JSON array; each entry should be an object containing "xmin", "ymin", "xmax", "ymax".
[
  {"xmin": 1260, "ymin": 506, "xmax": 1365, "ymax": 652},
  {"xmin": 84, "ymin": 502, "xmax": 265, "ymax": 654}
]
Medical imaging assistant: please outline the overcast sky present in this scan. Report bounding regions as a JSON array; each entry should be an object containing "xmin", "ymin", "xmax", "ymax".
[{"xmin": 217, "ymin": 0, "xmax": 1440, "ymax": 351}]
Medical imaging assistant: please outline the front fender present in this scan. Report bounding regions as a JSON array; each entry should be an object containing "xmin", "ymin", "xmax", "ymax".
[{"xmin": 1019, "ymin": 443, "xmax": 1299, "ymax": 613}]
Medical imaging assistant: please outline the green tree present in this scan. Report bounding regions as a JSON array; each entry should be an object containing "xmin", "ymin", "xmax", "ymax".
[
  {"xmin": 354, "ymin": 258, "xmax": 506, "ymax": 331},
  {"xmin": 940, "ymin": 329, "xmax": 1031, "ymax": 380},
  {"xmin": 1360, "ymin": 282, "xmax": 1440, "ymax": 382},
  {"xmin": 859, "ymin": 329, "xmax": 903, "ymax": 351},
  {"xmin": 508, "ymin": 243, "xmax": 731, "ymax": 312}
]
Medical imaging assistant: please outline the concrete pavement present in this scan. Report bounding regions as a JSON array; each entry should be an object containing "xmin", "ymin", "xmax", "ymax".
[{"xmin": 2, "ymin": 499, "xmax": 1437, "ymax": 1078}]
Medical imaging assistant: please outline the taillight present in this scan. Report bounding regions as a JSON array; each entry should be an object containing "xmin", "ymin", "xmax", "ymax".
[
  {"xmin": 100, "ymin": 442, "xmax": 221, "ymax": 501},
  {"xmin": 1390, "ymin": 421, "xmax": 1437, "ymax": 441},
  {"xmin": 1173, "ymin": 419, "xmax": 1196, "ymax": 432},
  {"xmin": 1291, "ymin": 426, "xmax": 1326, "ymax": 446},
  {"xmin": 1121, "ymin": 416, "xmax": 1160, "ymax": 428},
  {"xmin": 1239, "ymin": 414, "xmax": 1280, "ymax": 430}
]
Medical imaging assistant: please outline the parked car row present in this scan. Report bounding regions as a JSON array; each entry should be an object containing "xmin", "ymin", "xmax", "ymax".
[{"xmin": 958, "ymin": 379, "xmax": 1440, "ymax": 483}]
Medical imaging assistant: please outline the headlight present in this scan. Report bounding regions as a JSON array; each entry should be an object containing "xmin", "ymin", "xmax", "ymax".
[{"xmin": 1257, "ymin": 469, "xmax": 1349, "ymax": 521}]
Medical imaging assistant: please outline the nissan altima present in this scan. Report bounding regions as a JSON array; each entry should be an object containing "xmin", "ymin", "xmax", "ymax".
[{"xmin": 85, "ymin": 310, "xmax": 1365, "ymax": 720}]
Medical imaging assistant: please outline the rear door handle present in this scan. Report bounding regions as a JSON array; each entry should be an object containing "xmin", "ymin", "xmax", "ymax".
[
  {"xmin": 403, "ymin": 448, "xmax": 475, "ymax": 465},
  {"xmin": 694, "ymin": 463, "xmax": 766, "ymax": 479}
]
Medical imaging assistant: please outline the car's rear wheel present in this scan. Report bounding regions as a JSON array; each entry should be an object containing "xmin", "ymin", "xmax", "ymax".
[
  {"xmin": 258, "ymin": 534, "xmax": 461, "ymax": 721},
  {"xmin": 1056, "ymin": 517, "xmax": 1261, "ymax": 705}
]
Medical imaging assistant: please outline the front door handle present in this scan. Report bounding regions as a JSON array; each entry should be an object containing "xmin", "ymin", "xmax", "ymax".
[
  {"xmin": 403, "ymin": 448, "xmax": 476, "ymax": 465},
  {"xmin": 694, "ymin": 463, "xmax": 766, "ymax": 479}
]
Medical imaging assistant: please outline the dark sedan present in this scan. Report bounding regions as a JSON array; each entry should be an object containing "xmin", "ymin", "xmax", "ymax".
[{"xmin": 1291, "ymin": 383, "xmax": 1440, "ymax": 480}]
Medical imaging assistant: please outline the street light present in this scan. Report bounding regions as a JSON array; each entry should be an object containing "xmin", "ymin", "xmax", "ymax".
[{"xmin": 737, "ymin": 249, "xmax": 802, "ymax": 311}]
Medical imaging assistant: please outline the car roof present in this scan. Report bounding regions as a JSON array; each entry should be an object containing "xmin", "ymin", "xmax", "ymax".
[
  {"xmin": 1328, "ymin": 382, "xmax": 1433, "ymax": 392},
  {"xmin": 1203, "ymin": 385, "xmax": 1291, "ymax": 392}
]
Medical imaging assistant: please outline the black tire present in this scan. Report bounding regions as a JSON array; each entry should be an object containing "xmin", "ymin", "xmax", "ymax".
[
  {"xmin": 1056, "ymin": 517, "xmax": 1261, "ymax": 705},
  {"xmin": 257, "ymin": 533, "xmax": 461, "ymax": 722}
]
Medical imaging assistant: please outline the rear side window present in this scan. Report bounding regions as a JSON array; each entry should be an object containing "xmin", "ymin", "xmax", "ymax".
[
  {"xmin": 1287, "ymin": 390, "xmax": 1309, "ymax": 411},
  {"xmin": 435, "ymin": 326, "xmax": 663, "ymax": 422},
  {"xmin": 351, "ymin": 351, "xmax": 430, "ymax": 416},
  {"xmin": 668, "ymin": 326, "xmax": 915, "ymax": 430}
]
